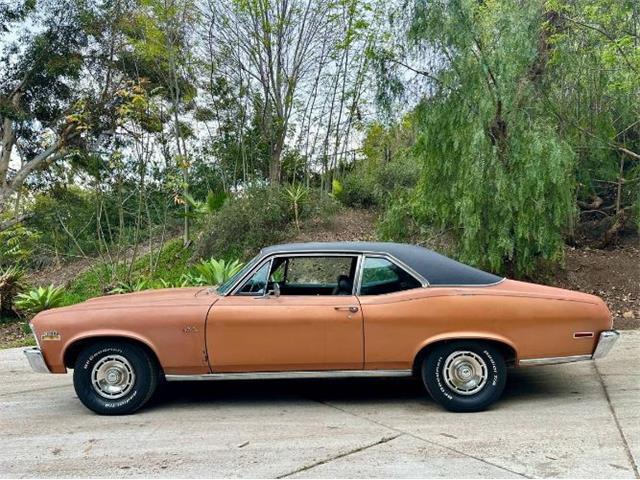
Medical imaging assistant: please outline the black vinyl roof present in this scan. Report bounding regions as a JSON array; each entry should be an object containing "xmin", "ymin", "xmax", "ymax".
[{"xmin": 262, "ymin": 242, "xmax": 503, "ymax": 286}]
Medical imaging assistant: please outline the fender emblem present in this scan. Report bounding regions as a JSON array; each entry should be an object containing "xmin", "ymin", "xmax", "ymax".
[
  {"xmin": 41, "ymin": 331, "xmax": 61, "ymax": 341},
  {"xmin": 182, "ymin": 326, "xmax": 199, "ymax": 334}
]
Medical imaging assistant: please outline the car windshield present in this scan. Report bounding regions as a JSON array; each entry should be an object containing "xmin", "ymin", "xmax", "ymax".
[{"xmin": 216, "ymin": 253, "xmax": 262, "ymax": 295}]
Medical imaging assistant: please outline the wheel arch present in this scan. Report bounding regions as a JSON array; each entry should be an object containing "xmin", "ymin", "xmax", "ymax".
[
  {"xmin": 63, "ymin": 332, "xmax": 162, "ymax": 371},
  {"xmin": 411, "ymin": 334, "xmax": 518, "ymax": 375}
]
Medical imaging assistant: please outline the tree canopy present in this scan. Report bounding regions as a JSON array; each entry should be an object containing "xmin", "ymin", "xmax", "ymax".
[{"xmin": 0, "ymin": 0, "xmax": 637, "ymax": 278}]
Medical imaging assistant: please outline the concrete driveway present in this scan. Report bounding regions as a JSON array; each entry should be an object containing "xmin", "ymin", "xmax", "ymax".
[{"xmin": 1, "ymin": 332, "xmax": 638, "ymax": 479}]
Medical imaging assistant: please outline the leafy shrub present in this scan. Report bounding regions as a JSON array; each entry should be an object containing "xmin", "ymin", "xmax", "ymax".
[
  {"xmin": 0, "ymin": 224, "xmax": 40, "ymax": 268},
  {"xmin": 154, "ymin": 276, "xmax": 193, "ymax": 289},
  {"xmin": 109, "ymin": 279, "xmax": 151, "ymax": 294},
  {"xmin": 15, "ymin": 285, "xmax": 66, "ymax": 314},
  {"xmin": 335, "ymin": 170, "xmax": 378, "ymax": 208},
  {"xmin": 181, "ymin": 191, "xmax": 227, "ymax": 219},
  {"xmin": 304, "ymin": 189, "xmax": 341, "ymax": 219},
  {"xmin": 194, "ymin": 187, "xmax": 293, "ymax": 259},
  {"xmin": 191, "ymin": 258, "xmax": 244, "ymax": 286},
  {"xmin": 335, "ymin": 155, "xmax": 419, "ymax": 210},
  {"xmin": 377, "ymin": 194, "xmax": 420, "ymax": 242},
  {"xmin": 0, "ymin": 265, "xmax": 26, "ymax": 317}
]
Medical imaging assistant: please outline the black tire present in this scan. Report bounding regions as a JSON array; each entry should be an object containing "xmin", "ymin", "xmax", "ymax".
[
  {"xmin": 421, "ymin": 341, "xmax": 506, "ymax": 412},
  {"xmin": 73, "ymin": 341, "xmax": 159, "ymax": 415}
]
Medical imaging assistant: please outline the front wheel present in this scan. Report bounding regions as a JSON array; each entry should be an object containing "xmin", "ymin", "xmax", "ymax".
[
  {"xmin": 421, "ymin": 341, "xmax": 506, "ymax": 412},
  {"xmin": 73, "ymin": 341, "xmax": 159, "ymax": 415}
]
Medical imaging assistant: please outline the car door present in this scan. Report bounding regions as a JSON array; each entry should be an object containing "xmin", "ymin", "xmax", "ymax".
[
  {"xmin": 356, "ymin": 255, "xmax": 425, "ymax": 369},
  {"xmin": 206, "ymin": 254, "xmax": 364, "ymax": 372}
]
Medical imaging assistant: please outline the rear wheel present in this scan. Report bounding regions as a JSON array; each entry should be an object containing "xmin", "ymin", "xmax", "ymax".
[
  {"xmin": 73, "ymin": 341, "xmax": 159, "ymax": 415},
  {"xmin": 421, "ymin": 341, "xmax": 506, "ymax": 412}
]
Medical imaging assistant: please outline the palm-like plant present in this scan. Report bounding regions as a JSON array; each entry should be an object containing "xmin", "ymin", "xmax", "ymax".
[
  {"xmin": 192, "ymin": 258, "xmax": 244, "ymax": 286},
  {"xmin": 181, "ymin": 191, "xmax": 227, "ymax": 218},
  {"xmin": 284, "ymin": 184, "xmax": 309, "ymax": 231},
  {"xmin": 15, "ymin": 285, "xmax": 66, "ymax": 314},
  {"xmin": 0, "ymin": 265, "xmax": 26, "ymax": 318}
]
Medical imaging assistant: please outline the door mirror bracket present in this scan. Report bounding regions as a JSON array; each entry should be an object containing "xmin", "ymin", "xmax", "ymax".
[{"xmin": 266, "ymin": 282, "xmax": 280, "ymax": 298}]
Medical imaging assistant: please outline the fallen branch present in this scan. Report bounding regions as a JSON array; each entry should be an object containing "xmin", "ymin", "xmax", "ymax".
[
  {"xmin": 577, "ymin": 196, "xmax": 603, "ymax": 210},
  {"xmin": 598, "ymin": 209, "xmax": 630, "ymax": 248},
  {"xmin": 0, "ymin": 212, "xmax": 33, "ymax": 232}
]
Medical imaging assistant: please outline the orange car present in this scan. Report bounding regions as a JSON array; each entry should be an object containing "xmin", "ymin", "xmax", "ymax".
[{"xmin": 25, "ymin": 242, "xmax": 619, "ymax": 415}]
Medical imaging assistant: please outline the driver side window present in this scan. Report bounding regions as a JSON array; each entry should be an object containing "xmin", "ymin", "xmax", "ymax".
[{"xmin": 236, "ymin": 255, "xmax": 357, "ymax": 296}]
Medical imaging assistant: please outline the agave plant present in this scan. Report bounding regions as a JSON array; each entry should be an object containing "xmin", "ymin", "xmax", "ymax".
[
  {"xmin": 192, "ymin": 258, "xmax": 244, "ymax": 287},
  {"xmin": 109, "ymin": 278, "xmax": 151, "ymax": 295},
  {"xmin": 154, "ymin": 275, "xmax": 193, "ymax": 289},
  {"xmin": 0, "ymin": 265, "xmax": 26, "ymax": 317},
  {"xmin": 15, "ymin": 285, "xmax": 66, "ymax": 314}
]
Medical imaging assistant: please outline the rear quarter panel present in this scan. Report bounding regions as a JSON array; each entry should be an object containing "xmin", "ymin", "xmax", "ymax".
[{"xmin": 360, "ymin": 280, "xmax": 612, "ymax": 369}]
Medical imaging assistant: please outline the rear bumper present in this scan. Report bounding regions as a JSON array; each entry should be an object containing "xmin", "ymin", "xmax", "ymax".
[
  {"xmin": 24, "ymin": 347, "xmax": 51, "ymax": 373},
  {"xmin": 519, "ymin": 330, "xmax": 620, "ymax": 366},
  {"xmin": 592, "ymin": 329, "xmax": 620, "ymax": 359}
]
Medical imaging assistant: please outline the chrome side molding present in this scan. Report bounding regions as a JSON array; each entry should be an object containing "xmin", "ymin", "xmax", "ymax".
[
  {"xmin": 519, "ymin": 354, "xmax": 592, "ymax": 366},
  {"xmin": 165, "ymin": 369, "xmax": 413, "ymax": 382}
]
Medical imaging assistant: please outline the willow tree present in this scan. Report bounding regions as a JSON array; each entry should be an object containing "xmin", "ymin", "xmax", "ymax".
[
  {"xmin": 544, "ymin": 0, "xmax": 640, "ymax": 246},
  {"xmin": 383, "ymin": 0, "xmax": 576, "ymax": 276}
]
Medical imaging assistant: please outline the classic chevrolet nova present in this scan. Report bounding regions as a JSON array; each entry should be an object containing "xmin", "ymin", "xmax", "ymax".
[{"xmin": 25, "ymin": 241, "xmax": 619, "ymax": 415}]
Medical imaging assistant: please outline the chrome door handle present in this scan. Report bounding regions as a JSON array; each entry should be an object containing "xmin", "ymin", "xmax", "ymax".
[{"xmin": 335, "ymin": 306, "xmax": 359, "ymax": 313}]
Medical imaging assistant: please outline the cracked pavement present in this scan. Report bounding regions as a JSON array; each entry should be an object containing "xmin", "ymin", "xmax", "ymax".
[{"xmin": 1, "ymin": 331, "xmax": 638, "ymax": 478}]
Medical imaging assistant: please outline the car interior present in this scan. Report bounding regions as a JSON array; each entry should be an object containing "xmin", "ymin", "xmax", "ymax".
[
  {"xmin": 236, "ymin": 254, "xmax": 423, "ymax": 296},
  {"xmin": 268, "ymin": 256, "xmax": 357, "ymax": 296}
]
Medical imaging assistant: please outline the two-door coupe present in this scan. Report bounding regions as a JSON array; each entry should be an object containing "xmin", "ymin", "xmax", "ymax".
[{"xmin": 24, "ymin": 242, "xmax": 619, "ymax": 415}]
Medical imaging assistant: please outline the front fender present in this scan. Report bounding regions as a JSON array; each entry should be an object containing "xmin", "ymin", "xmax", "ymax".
[{"xmin": 59, "ymin": 329, "xmax": 162, "ymax": 372}]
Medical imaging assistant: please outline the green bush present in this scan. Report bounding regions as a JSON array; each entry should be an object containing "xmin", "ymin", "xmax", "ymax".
[
  {"xmin": 154, "ymin": 276, "xmax": 193, "ymax": 289},
  {"xmin": 335, "ymin": 170, "xmax": 379, "ymax": 208},
  {"xmin": 109, "ymin": 279, "xmax": 152, "ymax": 295},
  {"xmin": 194, "ymin": 187, "xmax": 293, "ymax": 260},
  {"xmin": 335, "ymin": 156, "xmax": 419, "ymax": 210},
  {"xmin": 191, "ymin": 258, "xmax": 244, "ymax": 286},
  {"xmin": 0, "ymin": 224, "xmax": 40, "ymax": 268},
  {"xmin": 15, "ymin": 285, "xmax": 66, "ymax": 314},
  {"xmin": 307, "ymin": 188, "xmax": 342, "ymax": 218}
]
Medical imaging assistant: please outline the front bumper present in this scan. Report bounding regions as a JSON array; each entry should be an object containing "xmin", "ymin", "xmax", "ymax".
[
  {"xmin": 23, "ymin": 347, "xmax": 51, "ymax": 373},
  {"xmin": 519, "ymin": 329, "xmax": 620, "ymax": 366}
]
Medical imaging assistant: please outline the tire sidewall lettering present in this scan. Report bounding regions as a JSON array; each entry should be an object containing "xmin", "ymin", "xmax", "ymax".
[
  {"xmin": 435, "ymin": 355, "xmax": 453, "ymax": 399},
  {"xmin": 483, "ymin": 349, "xmax": 499, "ymax": 387},
  {"xmin": 83, "ymin": 347, "xmax": 124, "ymax": 370},
  {"xmin": 103, "ymin": 389, "xmax": 138, "ymax": 408}
]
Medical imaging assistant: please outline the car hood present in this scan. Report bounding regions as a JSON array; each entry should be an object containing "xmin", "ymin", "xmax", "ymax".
[{"xmin": 37, "ymin": 287, "xmax": 218, "ymax": 317}]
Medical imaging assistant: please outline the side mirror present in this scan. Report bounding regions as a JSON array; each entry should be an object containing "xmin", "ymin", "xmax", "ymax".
[{"xmin": 267, "ymin": 282, "xmax": 280, "ymax": 298}]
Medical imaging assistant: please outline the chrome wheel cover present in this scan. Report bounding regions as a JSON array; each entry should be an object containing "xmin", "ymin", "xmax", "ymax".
[
  {"xmin": 91, "ymin": 354, "xmax": 136, "ymax": 399},
  {"xmin": 442, "ymin": 351, "xmax": 488, "ymax": 395}
]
